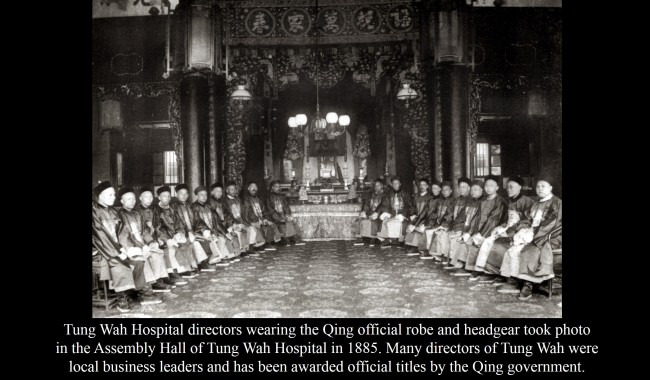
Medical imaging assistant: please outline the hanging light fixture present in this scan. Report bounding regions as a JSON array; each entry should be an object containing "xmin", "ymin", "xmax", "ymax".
[
  {"xmin": 396, "ymin": 83, "xmax": 418, "ymax": 108},
  {"xmin": 295, "ymin": 114, "xmax": 307, "ymax": 126},
  {"xmin": 231, "ymin": 85, "xmax": 252, "ymax": 101},
  {"xmin": 288, "ymin": 117, "xmax": 297, "ymax": 128},
  {"xmin": 287, "ymin": 0, "xmax": 349, "ymax": 139}
]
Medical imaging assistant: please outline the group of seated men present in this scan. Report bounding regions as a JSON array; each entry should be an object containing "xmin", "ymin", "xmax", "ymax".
[
  {"xmin": 91, "ymin": 179, "xmax": 300, "ymax": 313},
  {"xmin": 355, "ymin": 175, "xmax": 562, "ymax": 301}
]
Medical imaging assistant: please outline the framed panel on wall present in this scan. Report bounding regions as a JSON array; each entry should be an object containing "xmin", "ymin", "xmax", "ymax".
[{"xmin": 99, "ymin": 98, "xmax": 122, "ymax": 131}]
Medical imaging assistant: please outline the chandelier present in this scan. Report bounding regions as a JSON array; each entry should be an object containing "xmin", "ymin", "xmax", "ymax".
[{"xmin": 287, "ymin": 0, "xmax": 349, "ymax": 139}]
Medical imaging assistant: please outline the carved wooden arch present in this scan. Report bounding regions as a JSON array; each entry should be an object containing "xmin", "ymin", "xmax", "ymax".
[
  {"xmin": 467, "ymin": 74, "xmax": 529, "ymax": 176},
  {"xmin": 93, "ymin": 81, "xmax": 183, "ymax": 171}
]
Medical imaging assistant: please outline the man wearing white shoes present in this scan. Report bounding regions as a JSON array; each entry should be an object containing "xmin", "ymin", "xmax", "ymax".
[
  {"xmin": 472, "ymin": 177, "xmax": 535, "ymax": 285},
  {"xmin": 192, "ymin": 185, "xmax": 238, "ymax": 267},
  {"xmin": 404, "ymin": 178, "xmax": 434, "ymax": 255},
  {"xmin": 135, "ymin": 187, "xmax": 187, "ymax": 287},
  {"xmin": 356, "ymin": 179, "xmax": 390, "ymax": 247},
  {"xmin": 154, "ymin": 186, "xmax": 198, "ymax": 279},
  {"xmin": 267, "ymin": 180, "xmax": 301, "ymax": 246},
  {"xmin": 92, "ymin": 181, "xmax": 162, "ymax": 313},
  {"xmin": 224, "ymin": 181, "xmax": 265, "ymax": 253},
  {"xmin": 434, "ymin": 177, "xmax": 472, "ymax": 268},
  {"xmin": 210, "ymin": 182, "xmax": 248, "ymax": 259},
  {"xmin": 171, "ymin": 184, "xmax": 214, "ymax": 273},
  {"xmin": 378, "ymin": 176, "xmax": 413, "ymax": 248},
  {"xmin": 117, "ymin": 187, "xmax": 173, "ymax": 293},
  {"xmin": 242, "ymin": 181, "xmax": 283, "ymax": 251},
  {"xmin": 447, "ymin": 180, "xmax": 484, "ymax": 275},
  {"xmin": 427, "ymin": 180, "xmax": 454, "ymax": 261}
]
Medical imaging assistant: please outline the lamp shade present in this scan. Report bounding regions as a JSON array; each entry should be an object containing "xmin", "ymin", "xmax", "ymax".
[
  {"xmin": 295, "ymin": 114, "xmax": 308, "ymax": 126},
  {"xmin": 288, "ymin": 117, "xmax": 297, "ymax": 128},
  {"xmin": 396, "ymin": 83, "xmax": 417, "ymax": 100},
  {"xmin": 326, "ymin": 112, "xmax": 339, "ymax": 123},
  {"xmin": 338, "ymin": 115, "xmax": 350, "ymax": 126},
  {"xmin": 231, "ymin": 85, "xmax": 252, "ymax": 100}
]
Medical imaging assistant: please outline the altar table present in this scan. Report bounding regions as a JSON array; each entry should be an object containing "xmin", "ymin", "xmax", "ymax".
[{"xmin": 290, "ymin": 203, "xmax": 362, "ymax": 240}]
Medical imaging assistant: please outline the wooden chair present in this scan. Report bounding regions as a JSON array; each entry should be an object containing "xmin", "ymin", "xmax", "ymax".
[
  {"xmin": 537, "ymin": 226, "xmax": 562, "ymax": 299},
  {"xmin": 92, "ymin": 251, "xmax": 117, "ymax": 311}
]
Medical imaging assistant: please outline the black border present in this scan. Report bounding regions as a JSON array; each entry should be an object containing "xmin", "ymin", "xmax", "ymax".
[{"xmin": 17, "ymin": 0, "xmax": 622, "ymax": 377}]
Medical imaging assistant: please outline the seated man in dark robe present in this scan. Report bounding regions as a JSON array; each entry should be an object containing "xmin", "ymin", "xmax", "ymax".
[
  {"xmin": 135, "ymin": 187, "xmax": 186, "ymax": 286},
  {"xmin": 432, "ymin": 178, "xmax": 472, "ymax": 266},
  {"xmin": 498, "ymin": 180, "xmax": 562, "ymax": 300},
  {"xmin": 92, "ymin": 181, "xmax": 162, "ymax": 313},
  {"xmin": 266, "ymin": 180, "xmax": 300, "ymax": 246},
  {"xmin": 117, "ymin": 187, "xmax": 172, "ymax": 293},
  {"xmin": 210, "ymin": 182, "xmax": 247, "ymax": 257},
  {"xmin": 242, "ymin": 181, "xmax": 282, "ymax": 250},
  {"xmin": 427, "ymin": 181, "xmax": 454, "ymax": 261},
  {"xmin": 154, "ymin": 186, "xmax": 198, "ymax": 279},
  {"xmin": 447, "ymin": 180, "xmax": 484, "ymax": 272},
  {"xmin": 473, "ymin": 176, "xmax": 535, "ymax": 285},
  {"xmin": 378, "ymin": 176, "xmax": 413, "ymax": 248},
  {"xmin": 405, "ymin": 178, "xmax": 434, "ymax": 255},
  {"xmin": 224, "ymin": 181, "xmax": 265, "ymax": 253},
  {"xmin": 171, "ymin": 184, "xmax": 214, "ymax": 272},
  {"xmin": 356, "ymin": 178, "xmax": 390, "ymax": 247},
  {"xmin": 455, "ymin": 175, "xmax": 509, "ymax": 279},
  {"xmin": 192, "ymin": 186, "xmax": 238, "ymax": 266}
]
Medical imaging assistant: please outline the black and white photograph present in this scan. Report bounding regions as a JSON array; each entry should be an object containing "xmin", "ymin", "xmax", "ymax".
[{"xmin": 91, "ymin": 0, "xmax": 562, "ymax": 318}]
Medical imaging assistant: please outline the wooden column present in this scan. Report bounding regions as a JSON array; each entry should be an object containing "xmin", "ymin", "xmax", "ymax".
[
  {"xmin": 207, "ymin": 74, "xmax": 218, "ymax": 185},
  {"xmin": 450, "ymin": 63, "xmax": 469, "ymax": 183},
  {"xmin": 429, "ymin": 68, "xmax": 444, "ymax": 183},
  {"xmin": 428, "ymin": 0, "xmax": 471, "ymax": 190},
  {"xmin": 385, "ymin": 101, "xmax": 397, "ymax": 177},
  {"xmin": 181, "ymin": 73, "xmax": 208, "ymax": 192}
]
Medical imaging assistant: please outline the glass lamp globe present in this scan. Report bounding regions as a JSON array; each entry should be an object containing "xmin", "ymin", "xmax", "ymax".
[
  {"xmin": 295, "ymin": 114, "xmax": 308, "ymax": 126},
  {"xmin": 231, "ymin": 85, "xmax": 252, "ymax": 100},
  {"xmin": 326, "ymin": 112, "xmax": 339, "ymax": 124}
]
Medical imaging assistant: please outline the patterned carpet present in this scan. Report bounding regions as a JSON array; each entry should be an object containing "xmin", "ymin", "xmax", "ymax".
[{"xmin": 93, "ymin": 241, "xmax": 562, "ymax": 318}]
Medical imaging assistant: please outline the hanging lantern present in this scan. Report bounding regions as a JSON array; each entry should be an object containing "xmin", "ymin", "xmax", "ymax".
[
  {"xmin": 396, "ymin": 83, "xmax": 418, "ymax": 101},
  {"xmin": 288, "ymin": 117, "xmax": 297, "ymax": 128},
  {"xmin": 396, "ymin": 83, "xmax": 418, "ymax": 108},
  {"xmin": 338, "ymin": 115, "xmax": 350, "ymax": 126},
  {"xmin": 231, "ymin": 85, "xmax": 252, "ymax": 100}
]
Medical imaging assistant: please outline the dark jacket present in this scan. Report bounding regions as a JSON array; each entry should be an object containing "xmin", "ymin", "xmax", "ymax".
[
  {"xmin": 92, "ymin": 203, "xmax": 124, "ymax": 261},
  {"xmin": 192, "ymin": 200, "xmax": 227, "ymax": 236},
  {"xmin": 117, "ymin": 207, "xmax": 154, "ymax": 249},
  {"xmin": 468, "ymin": 195, "xmax": 508, "ymax": 237},
  {"xmin": 411, "ymin": 192, "xmax": 433, "ymax": 227},
  {"xmin": 361, "ymin": 189, "xmax": 389, "ymax": 217},
  {"xmin": 153, "ymin": 203, "xmax": 184, "ymax": 242},
  {"xmin": 242, "ymin": 193, "xmax": 271, "ymax": 225},
  {"xmin": 385, "ymin": 187, "xmax": 413, "ymax": 218},
  {"xmin": 266, "ymin": 192, "xmax": 292, "ymax": 223}
]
